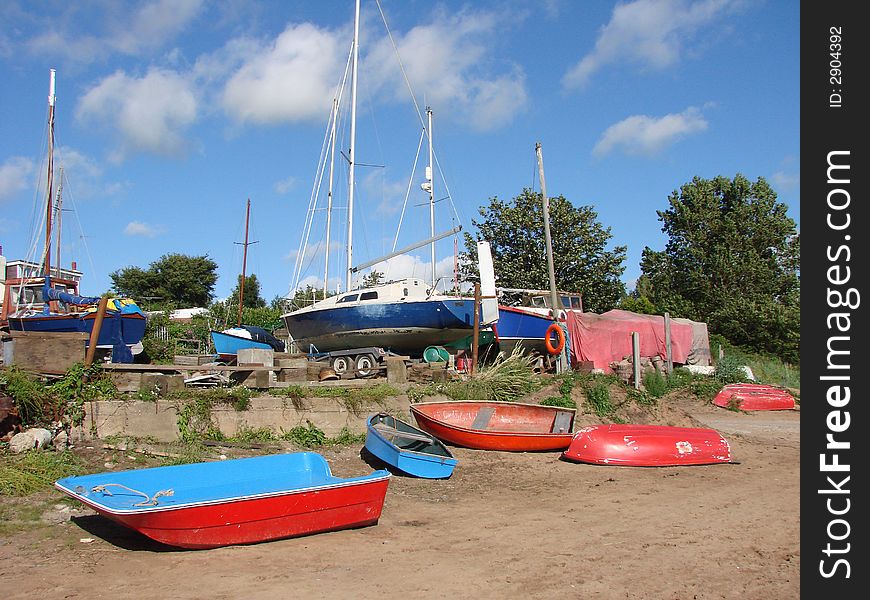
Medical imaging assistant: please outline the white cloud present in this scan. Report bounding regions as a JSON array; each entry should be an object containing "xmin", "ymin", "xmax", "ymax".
[
  {"xmin": 77, "ymin": 68, "xmax": 197, "ymax": 160},
  {"xmin": 25, "ymin": 0, "xmax": 204, "ymax": 64},
  {"xmin": 0, "ymin": 157, "xmax": 35, "ymax": 200},
  {"xmin": 364, "ymin": 9, "xmax": 527, "ymax": 131},
  {"xmin": 593, "ymin": 106, "xmax": 708, "ymax": 157},
  {"xmin": 770, "ymin": 171, "xmax": 800, "ymax": 192},
  {"xmin": 367, "ymin": 253, "xmax": 456, "ymax": 289},
  {"xmin": 274, "ymin": 176, "xmax": 297, "ymax": 195},
  {"xmin": 124, "ymin": 221, "xmax": 166, "ymax": 237},
  {"xmin": 563, "ymin": 0, "xmax": 739, "ymax": 89},
  {"xmin": 222, "ymin": 23, "xmax": 346, "ymax": 125}
]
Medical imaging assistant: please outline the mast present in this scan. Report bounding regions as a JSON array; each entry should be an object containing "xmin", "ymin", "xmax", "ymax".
[
  {"xmin": 346, "ymin": 0, "xmax": 360, "ymax": 291},
  {"xmin": 43, "ymin": 68, "xmax": 57, "ymax": 279},
  {"xmin": 324, "ymin": 98, "xmax": 338, "ymax": 299},
  {"xmin": 536, "ymin": 142, "xmax": 559, "ymax": 322},
  {"xmin": 425, "ymin": 107, "xmax": 436, "ymax": 288},
  {"xmin": 54, "ymin": 167, "xmax": 64, "ymax": 280},
  {"xmin": 236, "ymin": 198, "xmax": 252, "ymax": 327}
]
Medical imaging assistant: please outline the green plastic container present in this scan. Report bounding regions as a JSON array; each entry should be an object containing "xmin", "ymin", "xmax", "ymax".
[{"xmin": 423, "ymin": 345, "xmax": 450, "ymax": 364}]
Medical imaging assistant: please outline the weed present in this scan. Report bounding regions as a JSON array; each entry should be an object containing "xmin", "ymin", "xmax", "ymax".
[
  {"xmin": 0, "ymin": 364, "xmax": 115, "ymax": 429},
  {"xmin": 329, "ymin": 427, "xmax": 366, "ymax": 445},
  {"xmin": 584, "ymin": 382, "xmax": 613, "ymax": 418},
  {"xmin": 714, "ymin": 355, "xmax": 749, "ymax": 384},
  {"xmin": 281, "ymin": 420, "xmax": 327, "ymax": 447},
  {"xmin": 231, "ymin": 426, "xmax": 276, "ymax": 443},
  {"xmin": 539, "ymin": 396, "xmax": 576, "ymax": 409},
  {"xmin": 627, "ymin": 387, "xmax": 656, "ymax": 406},
  {"xmin": 643, "ymin": 371, "xmax": 669, "ymax": 398}
]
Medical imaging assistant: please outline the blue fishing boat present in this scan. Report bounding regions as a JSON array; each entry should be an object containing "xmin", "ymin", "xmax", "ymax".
[
  {"xmin": 55, "ymin": 452, "xmax": 391, "ymax": 549},
  {"xmin": 210, "ymin": 325, "xmax": 285, "ymax": 362},
  {"xmin": 2, "ymin": 69, "xmax": 145, "ymax": 363},
  {"xmin": 365, "ymin": 412, "xmax": 457, "ymax": 479},
  {"xmin": 495, "ymin": 305, "xmax": 554, "ymax": 355}
]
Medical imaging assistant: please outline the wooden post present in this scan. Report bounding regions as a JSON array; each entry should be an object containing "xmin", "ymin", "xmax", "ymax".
[
  {"xmin": 471, "ymin": 282, "xmax": 481, "ymax": 375},
  {"xmin": 664, "ymin": 312, "xmax": 673, "ymax": 376},
  {"xmin": 632, "ymin": 331, "xmax": 641, "ymax": 390},
  {"xmin": 84, "ymin": 296, "xmax": 109, "ymax": 366}
]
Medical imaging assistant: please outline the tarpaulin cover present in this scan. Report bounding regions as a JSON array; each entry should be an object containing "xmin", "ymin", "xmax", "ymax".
[{"xmin": 564, "ymin": 309, "xmax": 698, "ymax": 373}]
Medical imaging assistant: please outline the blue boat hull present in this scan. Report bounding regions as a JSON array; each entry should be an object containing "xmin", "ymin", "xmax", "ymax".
[
  {"xmin": 494, "ymin": 306, "xmax": 553, "ymax": 355},
  {"xmin": 365, "ymin": 413, "xmax": 457, "ymax": 479},
  {"xmin": 211, "ymin": 330, "xmax": 274, "ymax": 359},
  {"xmin": 7, "ymin": 312, "xmax": 146, "ymax": 347},
  {"xmin": 284, "ymin": 298, "xmax": 479, "ymax": 355}
]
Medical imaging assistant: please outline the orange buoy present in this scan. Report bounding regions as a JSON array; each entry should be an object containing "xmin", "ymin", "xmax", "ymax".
[{"xmin": 544, "ymin": 323, "xmax": 565, "ymax": 355}]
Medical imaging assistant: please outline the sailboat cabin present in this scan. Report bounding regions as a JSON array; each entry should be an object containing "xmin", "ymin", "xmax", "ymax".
[{"xmin": 1, "ymin": 258, "xmax": 83, "ymax": 319}]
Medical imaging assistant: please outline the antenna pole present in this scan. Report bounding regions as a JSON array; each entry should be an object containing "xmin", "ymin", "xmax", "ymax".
[{"xmin": 237, "ymin": 198, "xmax": 251, "ymax": 327}]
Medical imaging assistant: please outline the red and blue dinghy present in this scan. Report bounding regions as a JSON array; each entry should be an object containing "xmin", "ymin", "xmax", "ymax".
[
  {"xmin": 562, "ymin": 424, "xmax": 732, "ymax": 467},
  {"xmin": 713, "ymin": 383, "xmax": 796, "ymax": 410},
  {"xmin": 410, "ymin": 401, "xmax": 575, "ymax": 452},
  {"xmin": 365, "ymin": 412, "xmax": 457, "ymax": 479},
  {"xmin": 55, "ymin": 452, "xmax": 391, "ymax": 549}
]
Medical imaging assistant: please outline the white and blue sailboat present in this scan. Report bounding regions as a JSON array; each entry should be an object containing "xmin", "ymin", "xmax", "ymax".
[{"xmin": 281, "ymin": 0, "xmax": 497, "ymax": 357}]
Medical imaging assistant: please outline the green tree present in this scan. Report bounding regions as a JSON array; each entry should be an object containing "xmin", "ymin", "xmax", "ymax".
[
  {"xmin": 285, "ymin": 285, "xmax": 335, "ymax": 311},
  {"xmin": 462, "ymin": 189, "xmax": 627, "ymax": 312},
  {"xmin": 110, "ymin": 253, "xmax": 219, "ymax": 308},
  {"xmin": 230, "ymin": 274, "xmax": 267, "ymax": 309},
  {"xmin": 362, "ymin": 270, "xmax": 385, "ymax": 288},
  {"xmin": 640, "ymin": 174, "xmax": 799, "ymax": 361}
]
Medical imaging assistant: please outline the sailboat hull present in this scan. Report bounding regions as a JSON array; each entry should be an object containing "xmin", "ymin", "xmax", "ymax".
[
  {"xmin": 7, "ymin": 312, "xmax": 146, "ymax": 347},
  {"xmin": 284, "ymin": 298, "xmax": 477, "ymax": 355}
]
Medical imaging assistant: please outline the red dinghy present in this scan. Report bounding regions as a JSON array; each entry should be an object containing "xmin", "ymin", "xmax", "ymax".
[
  {"xmin": 561, "ymin": 424, "xmax": 731, "ymax": 466},
  {"xmin": 409, "ymin": 401, "xmax": 575, "ymax": 452},
  {"xmin": 713, "ymin": 383, "xmax": 796, "ymax": 410}
]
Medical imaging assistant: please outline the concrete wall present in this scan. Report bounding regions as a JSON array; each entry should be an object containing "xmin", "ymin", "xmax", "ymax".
[{"xmin": 71, "ymin": 393, "xmax": 413, "ymax": 443}]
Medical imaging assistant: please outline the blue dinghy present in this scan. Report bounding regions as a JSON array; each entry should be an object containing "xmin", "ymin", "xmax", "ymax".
[
  {"xmin": 365, "ymin": 412, "xmax": 457, "ymax": 479},
  {"xmin": 55, "ymin": 452, "xmax": 390, "ymax": 549}
]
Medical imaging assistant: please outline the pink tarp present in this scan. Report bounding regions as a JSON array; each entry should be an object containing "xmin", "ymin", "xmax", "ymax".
[{"xmin": 564, "ymin": 309, "xmax": 696, "ymax": 373}]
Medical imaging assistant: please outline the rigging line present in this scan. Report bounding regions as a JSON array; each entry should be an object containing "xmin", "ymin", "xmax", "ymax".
[
  {"xmin": 392, "ymin": 127, "xmax": 425, "ymax": 253},
  {"xmin": 291, "ymin": 40, "xmax": 354, "ymax": 295},
  {"xmin": 432, "ymin": 151, "xmax": 462, "ymax": 229},
  {"xmin": 291, "ymin": 111, "xmax": 332, "ymax": 293},
  {"xmin": 374, "ymin": 0, "xmax": 427, "ymax": 131}
]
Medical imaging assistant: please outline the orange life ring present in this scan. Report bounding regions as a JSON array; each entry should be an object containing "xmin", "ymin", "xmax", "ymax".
[{"xmin": 544, "ymin": 323, "xmax": 565, "ymax": 355}]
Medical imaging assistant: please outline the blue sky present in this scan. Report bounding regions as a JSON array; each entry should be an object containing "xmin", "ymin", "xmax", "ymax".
[{"xmin": 0, "ymin": 0, "xmax": 799, "ymax": 305}]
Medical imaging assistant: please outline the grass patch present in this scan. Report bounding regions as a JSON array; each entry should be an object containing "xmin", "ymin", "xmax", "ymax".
[
  {"xmin": 0, "ymin": 450, "xmax": 87, "ymax": 497},
  {"xmin": 280, "ymin": 421, "xmax": 328, "ymax": 447},
  {"xmin": 409, "ymin": 347, "xmax": 541, "ymax": 404},
  {"xmin": 710, "ymin": 335, "xmax": 800, "ymax": 388},
  {"xmin": 584, "ymin": 382, "xmax": 614, "ymax": 418}
]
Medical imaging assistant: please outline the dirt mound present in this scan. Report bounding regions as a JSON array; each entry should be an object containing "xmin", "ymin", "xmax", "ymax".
[{"xmin": 528, "ymin": 379, "xmax": 713, "ymax": 429}]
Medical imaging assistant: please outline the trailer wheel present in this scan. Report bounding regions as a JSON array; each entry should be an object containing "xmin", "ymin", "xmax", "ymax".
[
  {"xmin": 331, "ymin": 355, "xmax": 352, "ymax": 376},
  {"xmin": 354, "ymin": 354, "xmax": 377, "ymax": 378}
]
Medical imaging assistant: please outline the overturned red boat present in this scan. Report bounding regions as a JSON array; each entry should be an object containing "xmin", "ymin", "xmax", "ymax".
[
  {"xmin": 410, "ymin": 401, "xmax": 575, "ymax": 452},
  {"xmin": 561, "ymin": 424, "xmax": 732, "ymax": 467},
  {"xmin": 713, "ymin": 383, "xmax": 796, "ymax": 411}
]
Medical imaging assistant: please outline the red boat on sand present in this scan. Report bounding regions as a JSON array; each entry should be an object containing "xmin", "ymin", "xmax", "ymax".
[
  {"xmin": 55, "ymin": 452, "xmax": 390, "ymax": 549},
  {"xmin": 561, "ymin": 424, "xmax": 732, "ymax": 467},
  {"xmin": 409, "ymin": 401, "xmax": 575, "ymax": 452},
  {"xmin": 713, "ymin": 383, "xmax": 796, "ymax": 411}
]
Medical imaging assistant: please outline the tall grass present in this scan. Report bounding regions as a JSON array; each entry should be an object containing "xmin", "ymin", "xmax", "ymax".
[{"xmin": 710, "ymin": 336, "xmax": 800, "ymax": 388}]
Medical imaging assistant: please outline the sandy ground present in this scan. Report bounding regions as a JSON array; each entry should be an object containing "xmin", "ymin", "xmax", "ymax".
[{"xmin": 0, "ymin": 395, "xmax": 799, "ymax": 600}]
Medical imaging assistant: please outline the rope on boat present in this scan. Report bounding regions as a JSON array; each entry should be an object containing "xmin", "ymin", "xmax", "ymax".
[{"xmin": 91, "ymin": 483, "xmax": 175, "ymax": 506}]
